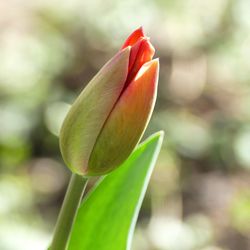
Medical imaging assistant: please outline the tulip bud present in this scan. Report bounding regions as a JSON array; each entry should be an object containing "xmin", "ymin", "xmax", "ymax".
[{"xmin": 59, "ymin": 27, "xmax": 159, "ymax": 176}]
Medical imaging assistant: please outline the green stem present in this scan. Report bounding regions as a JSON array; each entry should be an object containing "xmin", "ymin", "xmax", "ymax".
[{"xmin": 49, "ymin": 173, "xmax": 88, "ymax": 250}]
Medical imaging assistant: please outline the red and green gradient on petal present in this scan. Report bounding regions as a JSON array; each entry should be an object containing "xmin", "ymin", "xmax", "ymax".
[
  {"xmin": 121, "ymin": 27, "xmax": 155, "ymax": 89},
  {"xmin": 59, "ymin": 27, "xmax": 159, "ymax": 176}
]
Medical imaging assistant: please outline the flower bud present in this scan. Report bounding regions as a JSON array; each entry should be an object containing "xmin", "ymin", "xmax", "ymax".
[{"xmin": 59, "ymin": 27, "xmax": 159, "ymax": 176}]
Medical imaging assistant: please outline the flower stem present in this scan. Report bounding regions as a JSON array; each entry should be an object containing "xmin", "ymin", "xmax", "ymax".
[{"xmin": 49, "ymin": 173, "xmax": 88, "ymax": 250}]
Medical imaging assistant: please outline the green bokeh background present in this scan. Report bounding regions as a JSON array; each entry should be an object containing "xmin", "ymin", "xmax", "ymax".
[{"xmin": 0, "ymin": 0, "xmax": 250, "ymax": 249}]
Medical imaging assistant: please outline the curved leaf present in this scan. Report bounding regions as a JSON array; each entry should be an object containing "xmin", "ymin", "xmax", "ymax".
[{"xmin": 68, "ymin": 131, "xmax": 164, "ymax": 250}]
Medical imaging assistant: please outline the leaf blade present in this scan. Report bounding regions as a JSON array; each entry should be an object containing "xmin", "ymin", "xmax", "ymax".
[{"xmin": 68, "ymin": 131, "xmax": 164, "ymax": 250}]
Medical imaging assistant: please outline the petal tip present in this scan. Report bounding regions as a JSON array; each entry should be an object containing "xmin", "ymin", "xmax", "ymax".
[
  {"xmin": 145, "ymin": 58, "xmax": 159, "ymax": 71},
  {"xmin": 133, "ymin": 58, "xmax": 159, "ymax": 83},
  {"xmin": 120, "ymin": 45, "xmax": 131, "ymax": 55},
  {"xmin": 113, "ymin": 46, "xmax": 131, "ymax": 66},
  {"xmin": 122, "ymin": 27, "xmax": 146, "ymax": 49},
  {"xmin": 137, "ymin": 26, "xmax": 145, "ymax": 36}
]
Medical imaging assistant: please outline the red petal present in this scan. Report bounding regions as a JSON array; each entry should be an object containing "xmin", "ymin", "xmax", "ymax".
[
  {"xmin": 124, "ymin": 38, "xmax": 155, "ymax": 88},
  {"xmin": 121, "ymin": 27, "xmax": 145, "ymax": 49},
  {"xmin": 127, "ymin": 37, "xmax": 144, "ymax": 71}
]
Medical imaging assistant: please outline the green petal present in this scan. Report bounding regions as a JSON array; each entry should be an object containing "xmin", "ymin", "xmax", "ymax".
[{"xmin": 59, "ymin": 48, "xmax": 130, "ymax": 175}]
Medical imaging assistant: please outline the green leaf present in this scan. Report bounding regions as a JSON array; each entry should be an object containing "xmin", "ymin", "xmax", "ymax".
[{"xmin": 67, "ymin": 131, "xmax": 164, "ymax": 250}]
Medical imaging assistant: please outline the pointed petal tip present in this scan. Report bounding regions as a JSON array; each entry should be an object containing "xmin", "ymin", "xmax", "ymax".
[
  {"xmin": 146, "ymin": 58, "xmax": 159, "ymax": 71},
  {"xmin": 152, "ymin": 58, "xmax": 160, "ymax": 63},
  {"xmin": 141, "ymin": 58, "xmax": 159, "ymax": 74},
  {"xmin": 121, "ymin": 45, "xmax": 131, "ymax": 52},
  {"xmin": 122, "ymin": 27, "xmax": 146, "ymax": 49},
  {"xmin": 132, "ymin": 26, "xmax": 145, "ymax": 37},
  {"xmin": 137, "ymin": 26, "xmax": 145, "ymax": 35},
  {"xmin": 131, "ymin": 58, "xmax": 159, "ymax": 88},
  {"xmin": 109, "ymin": 46, "xmax": 130, "ymax": 69},
  {"xmin": 120, "ymin": 46, "xmax": 131, "ymax": 56}
]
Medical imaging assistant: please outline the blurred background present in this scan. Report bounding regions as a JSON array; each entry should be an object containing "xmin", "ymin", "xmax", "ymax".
[{"xmin": 0, "ymin": 0, "xmax": 250, "ymax": 249}]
